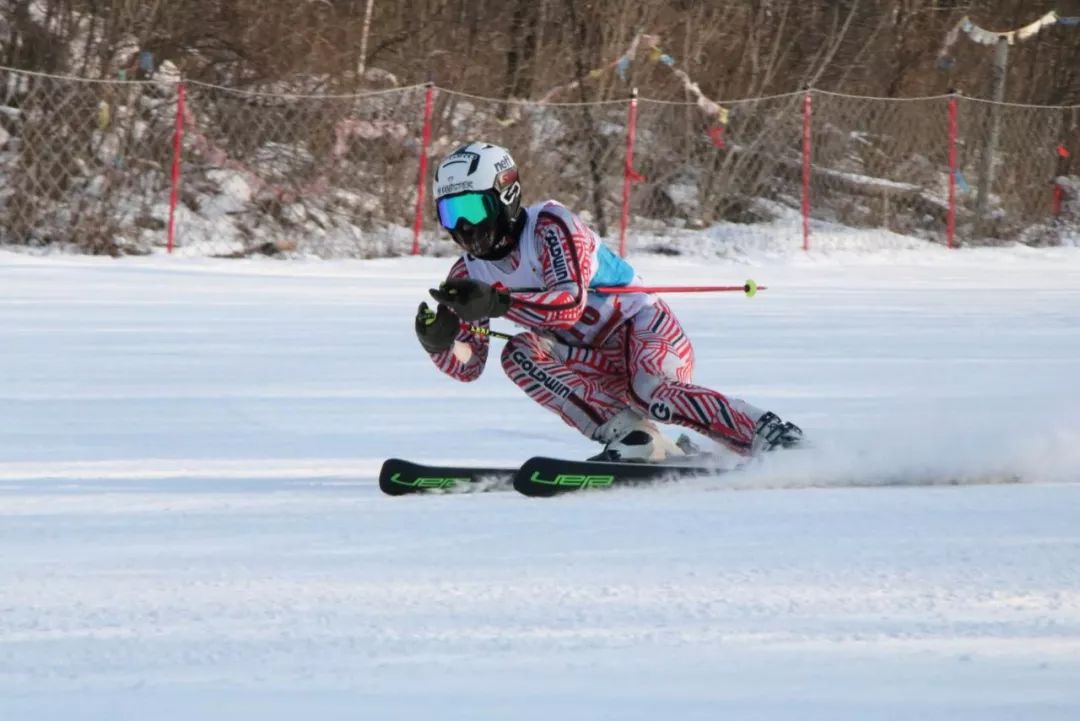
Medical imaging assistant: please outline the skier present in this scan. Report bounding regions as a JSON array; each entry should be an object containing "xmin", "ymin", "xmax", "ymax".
[{"xmin": 415, "ymin": 142, "xmax": 802, "ymax": 461}]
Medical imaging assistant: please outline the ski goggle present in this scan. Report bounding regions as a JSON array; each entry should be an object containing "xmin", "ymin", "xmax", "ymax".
[{"xmin": 437, "ymin": 192, "xmax": 495, "ymax": 230}]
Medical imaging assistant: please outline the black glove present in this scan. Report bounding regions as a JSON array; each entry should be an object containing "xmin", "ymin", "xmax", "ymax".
[
  {"xmin": 429, "ymin": 278, "xmax": 511, "ymax": 322},
  {"xmin": 415, "ymin": 302, "xmax": 459, "ymax": 354}
]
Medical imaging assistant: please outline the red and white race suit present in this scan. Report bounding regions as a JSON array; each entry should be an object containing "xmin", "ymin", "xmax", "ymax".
[{"xmin": 424, "ymin": 200, "xmax": 765, "ymax": 454}]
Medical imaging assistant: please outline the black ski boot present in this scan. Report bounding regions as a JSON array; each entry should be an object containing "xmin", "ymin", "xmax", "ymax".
[{"xmin": 752, "ymin": 412, "xmax": 804, "ymax": 454}]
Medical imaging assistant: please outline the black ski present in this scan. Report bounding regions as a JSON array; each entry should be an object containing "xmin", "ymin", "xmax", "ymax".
[
  {"xmin": 379, "ymin": 458, "xmax": 515, "ymax": 496},
  {"xmin": 513, "ymin": 456, "xmax": 726, "ymax": 497}
]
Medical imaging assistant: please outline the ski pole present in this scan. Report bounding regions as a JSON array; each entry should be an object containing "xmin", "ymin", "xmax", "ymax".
[
  {"xmin": 462, "ymin": 279, "xmax": 765, "ymax": 342},
  {"xmin": 511, "ymin": 279, "xmax": 764, "ymax": 297},
  {"xmin": 588, "ymin": 282, "xmax": 764, "ymax": 296},
  {"xmin": 464, "ymin": 323, "xmax": 515, "ymax": 341}
]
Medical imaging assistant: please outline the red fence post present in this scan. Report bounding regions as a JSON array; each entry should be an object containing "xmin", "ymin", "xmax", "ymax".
[
  {"xmin": 1053, "ymin": 144, "xmax": 1069, "ymax": 217},
  {"xmin": 947, "ymin": 92, "xmax": 958, "ymax": 249},
  {"xmin": 801, "ymin": 88, "xmax": 812, "ymax": 252},
  {"xmin": 618, "ymin": 88, "xmax": 641, "ymax": 258},
  {"xmin": 411, "ymin": 82, "xmax": 436, "ymax": 256},
  {"xmin": 167, "ymin": 82, "xmax": 186, "ymax": 254}
]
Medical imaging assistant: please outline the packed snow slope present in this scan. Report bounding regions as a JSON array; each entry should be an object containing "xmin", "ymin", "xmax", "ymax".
[{"xmin": 1, "ymin": 241, "xmax": 1079, "ymax": 720}]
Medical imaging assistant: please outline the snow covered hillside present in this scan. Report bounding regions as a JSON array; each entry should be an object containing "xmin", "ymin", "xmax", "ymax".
[{"xmin": 1, "ymin": 244, "xmax": 1079, "ymax": 720}]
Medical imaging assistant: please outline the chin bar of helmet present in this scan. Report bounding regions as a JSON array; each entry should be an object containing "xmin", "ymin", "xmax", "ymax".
[{"xmin": 511, "ymin": 279, "xmax": 764, "ymax": 297}]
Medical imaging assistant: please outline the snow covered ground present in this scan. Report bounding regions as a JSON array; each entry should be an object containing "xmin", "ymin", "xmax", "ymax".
[{"xmin": 2, "ymin": 241, "xmax": 1080, "ymax": 720}]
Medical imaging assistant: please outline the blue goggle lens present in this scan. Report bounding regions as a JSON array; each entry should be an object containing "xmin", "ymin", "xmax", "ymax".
[{"xmin": 437, "ymin": 193, "xmax": 493, "ymax": 230}]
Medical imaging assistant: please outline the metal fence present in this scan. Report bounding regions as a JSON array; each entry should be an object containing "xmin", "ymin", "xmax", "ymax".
[{"xmin": 1, "ymin": 66, "xmax": 1076, "ymax": 257}]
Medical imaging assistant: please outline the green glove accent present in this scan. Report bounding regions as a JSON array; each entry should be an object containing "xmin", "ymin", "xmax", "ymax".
[{"xmin": 415, "ymin": 302, "xmax": 459, "ymax": 354}]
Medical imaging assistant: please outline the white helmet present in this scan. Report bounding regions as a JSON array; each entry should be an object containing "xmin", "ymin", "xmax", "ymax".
[{"xmin": 432, "ymin": 142, "xmax": 522, "ymax": 259}]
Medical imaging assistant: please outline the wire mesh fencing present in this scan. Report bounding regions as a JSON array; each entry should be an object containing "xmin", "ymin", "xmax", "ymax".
[
  {"xmin": 958, "ymin": 98, "xmax": 1075, "ymax": 244},
  {"xmin": 633, "ymin": 93, "xmax": 805, "ymax": 229},
  {"xmin": 175, "ymin": 81, "xmax": 428, "ymax": 257},
  {"xmin": 0, "ymin": 65, "xmax": 1076, "ymax": 258},
  {"xmin": 809, "ymin": 93, "xmax": 955, "ymax": 246},
  {"xmin": 0, "ymin": 69, "xmax": 176, "ymax": 254}
]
